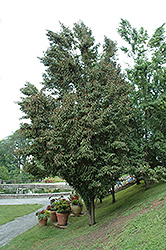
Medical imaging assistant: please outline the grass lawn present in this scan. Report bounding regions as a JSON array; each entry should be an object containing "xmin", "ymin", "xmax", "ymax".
[
  {"xmin": 0, "ymin": 204, "xmax": 43, "ymax": 225},
  {"xmin": 1, "ymin": 181, "xmax": 166, "ymax": 250}
]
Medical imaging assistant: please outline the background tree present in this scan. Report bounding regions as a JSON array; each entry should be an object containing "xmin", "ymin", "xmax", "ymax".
[
  {"xmin": 0, "ymin": 135, "xmax": 17, "ymax": 173},
  {"xmin": 0, "ymin": 166, "xmax": 9, "ymax": 181},
  {"xmin": 0, "ymin": 130, "xmax": 33, "ymax": 182},
  {"xmin": 118, "ymin": 19, "xmax": 166, "ymax": 187},
  {"xmin": 17, "ymin": 21, "xmax": 133, "ymax": 225}
]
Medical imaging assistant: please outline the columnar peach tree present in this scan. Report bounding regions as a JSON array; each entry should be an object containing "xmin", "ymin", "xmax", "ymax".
[{"xmin": 17, "ymin": 22, "xmax": 132, "ymax": 225}]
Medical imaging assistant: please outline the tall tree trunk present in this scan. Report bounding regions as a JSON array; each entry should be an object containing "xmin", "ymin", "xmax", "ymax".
[
  {"xmin": 112, "ymin": 185, "xmax": 116, "ymax": 203},
  {"xmin": 87, "ymin": 196, "xmax": 96, "ymax": 226},
  {"xmin": 76, "ymin": 188, "xmax": 96, "ymax": 226}
]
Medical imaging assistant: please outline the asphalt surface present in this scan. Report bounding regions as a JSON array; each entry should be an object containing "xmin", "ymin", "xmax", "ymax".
[{"xmin": 0, "ymin": 195, "xmax": 69, "ymax": 247}]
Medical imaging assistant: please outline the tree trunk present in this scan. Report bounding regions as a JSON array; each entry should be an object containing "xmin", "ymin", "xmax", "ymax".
[
  {"xmin": 112, "ymin": 185, "xmax": 116, "ymax": 203},
  {"xmin": 99, "ymin": 197, "xmax": 102, "ymax": 203},
  {"xmin": 144, "ymin": 177, "xmax": 150, "ymax": 190},
  {"xmin": 143, "ymin": 82, "xmax": 149, "ymax": 165},
  {"xmin": 87, "ymin": 196, "xmax": 96, "ymax": 226},
  {"xmin": 136, "ymin": 177, "xmax": 140, "ymax": 185}
]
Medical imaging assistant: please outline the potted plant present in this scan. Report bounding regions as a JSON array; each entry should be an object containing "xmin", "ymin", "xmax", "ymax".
[
  {"xmin": 53, "ymin": 198, "xmax": 71, "ymax": 226},
  {"xmin": 36, "ymin": 209, "xmax": 50, "ymax": 226},
  {"xmin": 70, "ymin": 193, "xmax": 83, "ymax": 215},
  {"xmin": 46, "ymin": 205, "xmax": 57, "ymax": 222}
]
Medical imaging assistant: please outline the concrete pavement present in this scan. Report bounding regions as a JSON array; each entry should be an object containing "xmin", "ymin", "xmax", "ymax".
[{"xmin": 0, "ymin": 208, "xmax": 44, "ymax": 247}]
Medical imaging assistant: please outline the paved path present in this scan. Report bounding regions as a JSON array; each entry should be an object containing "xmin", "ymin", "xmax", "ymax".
[
  {"xmin": 0, "ymin": 197, "xmax": 49, "ymax": 206},
  {"xmin": 0, "ymin": 208, "xmax": 45, "ymax": 247},
  {"xmin": 0, "ymin": 195, "xmax": 69, "ymax": 247}
]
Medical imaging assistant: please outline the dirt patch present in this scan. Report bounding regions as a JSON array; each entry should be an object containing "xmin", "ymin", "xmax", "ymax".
[{"xmin": 66, "ymin": 197, "xmax": 166, "ymax": 249}]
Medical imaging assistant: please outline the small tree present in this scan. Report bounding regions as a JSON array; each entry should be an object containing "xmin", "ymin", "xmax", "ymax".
[{"xmin": 17, "ymin": 21, "xmax": 132, "ymax": 225}]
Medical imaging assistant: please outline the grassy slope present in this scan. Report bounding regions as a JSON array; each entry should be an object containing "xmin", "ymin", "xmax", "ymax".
[
  {"xmin": 0, "ymin": 204, "xmax": 43, "ymax": 225},
  {"xmin": 1, "ymin": 181, "xmax": 166, "ymax": 250}
]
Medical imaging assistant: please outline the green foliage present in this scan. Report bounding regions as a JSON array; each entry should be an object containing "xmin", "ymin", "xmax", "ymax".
[
  {"xmin": 11, "ymin": 168, "xmax": 34, "ymax": 183},
  {"xmin": 118, "ymin": 19, "xmax": 166, "ymax": 182},
  {"xmin": 17, "ymin": 21, "xmax": 133, "ymax": 224},
  {"xmin": 36, "ymin": 210, "xmax": 50, "ymax": 221},
  {"xmin": 69, "ymin": 192, "xmax": 83, "ymax": 206},
  {"xmin": 0, "ymin": 166, "xmax": 9, "ymax": 180},
  {"xmin": 53, "ymin": 198, "xmax": 71, "ymax": 213},
  {"xmin": 0, "ymin": 130, "xmax": 34, "ymax": 182},
  {"xmin": 46, "ymin": 204, "xmax": 57, "ymax": 211}
]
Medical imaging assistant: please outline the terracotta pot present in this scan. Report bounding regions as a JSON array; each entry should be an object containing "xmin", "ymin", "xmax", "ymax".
[
  {"xmin": 71, "ymin": 205, "xmax": 82, "ymax": 215},
  {"xmin": 56, "ymin": 212, "xmax": 69, "ymax": 226},
  {"xmin": 49, "ymin": 211, "xmax": 57, "ymax": 222},
  {"xmin": 38, "ymin": 218, "xmax": 47, "ymax": 226}
]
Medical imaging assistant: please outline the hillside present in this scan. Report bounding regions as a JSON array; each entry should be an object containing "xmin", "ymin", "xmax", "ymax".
[{"xmin": 1, "ymin": 181, "xmax": 166, "ymax": 250}]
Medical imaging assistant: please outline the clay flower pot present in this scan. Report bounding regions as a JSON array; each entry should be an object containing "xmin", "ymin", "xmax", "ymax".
[
  {"xmin": 56, "ymin": 212, "xmax": 69, "ymax": 226},
  {"xmin": 71, "ymin": 205, "xmax": 82, "ymax": 215},
  {"xmin": 49, "ymin": 211, "xmax": 57, "ymax": 222},
  {"xmin": 38, "ymin": 218, "xmax": 47, "ymax": 226}
]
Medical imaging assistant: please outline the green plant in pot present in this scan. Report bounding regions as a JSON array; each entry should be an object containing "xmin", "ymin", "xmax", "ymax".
[
  {"xmin": 53, "ymin": 198, "xmax": 71, "ymax": 226},
  {"xmin": 70, "ymin": 193, "xmax": 83, "ymax": 216},
  {"xmin": 46, "ymin": 205, "xmax": 57, "ymax": 222},
  {"xmin": 36, "ymin": 210, "xmax": 50, "ymax": 226}
]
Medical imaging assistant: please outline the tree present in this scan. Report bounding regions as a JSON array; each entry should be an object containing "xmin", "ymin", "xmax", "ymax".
[
  {"xmin": 0, "ymin": 166, "xmax": 9, "ymax": 181},
  {"xmin": 0, "ymin": 131, "xmax": 25, "ymax": 173},
  {"xmin": 0, "ymin": 130, "xmax": 33, "ymax": 182},
  {"xmin": 118, "ymin": 19, "xmax": 166, "ymax": 187},
  {"xmin": 17, "ymin": 21, "xmax": 132, "ymax": 225}
]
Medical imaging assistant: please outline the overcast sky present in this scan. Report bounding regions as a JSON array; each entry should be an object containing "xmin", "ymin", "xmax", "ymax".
[{"xmin": 0, "ymin": 0, "xmax": 165, "ymax": 140}]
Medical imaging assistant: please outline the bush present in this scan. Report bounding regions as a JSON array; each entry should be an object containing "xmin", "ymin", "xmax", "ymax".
[{"xmin": 0, "ymin": 166, "xmax": 9, "ymax": 180}]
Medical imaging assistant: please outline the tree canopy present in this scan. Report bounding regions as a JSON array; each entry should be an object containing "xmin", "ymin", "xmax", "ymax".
[
  {"xmin": 0, "ymin": 130, "xmax": 35, "ymax": 183},
  {"xmin": 118, "ymin": 19, "xmax": 166, "ymax": 186},
  {"xmin": 17, "ymin": 21, "xmax": 133, "ymax": 225}
]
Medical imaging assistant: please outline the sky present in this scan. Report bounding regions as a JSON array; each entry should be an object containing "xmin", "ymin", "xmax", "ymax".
[{"xmin": 0, "ymin": 0, "xmax": 166, "ymax": 140}]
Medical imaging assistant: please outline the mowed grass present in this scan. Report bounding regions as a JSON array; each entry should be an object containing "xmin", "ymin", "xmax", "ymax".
[
  {"xmin": 0, "ymin": 204, "xmax": 43, "ymax": 225},
  {"xmin": 1, "ymin": 181, "xmax": 166, "ymax": 250}
]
